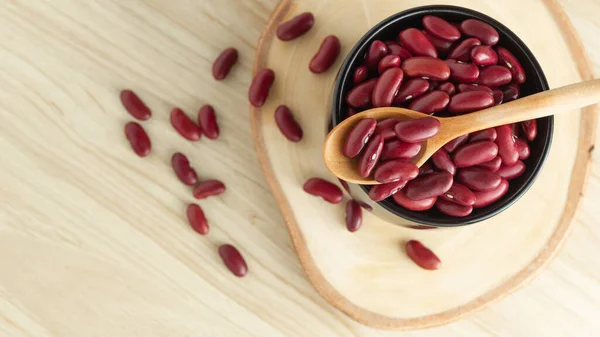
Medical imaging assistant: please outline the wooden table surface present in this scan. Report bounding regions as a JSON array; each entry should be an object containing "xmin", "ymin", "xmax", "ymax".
[{"xmin": 0, "ymin": 1, "xmax": 599, "ymax": 336}]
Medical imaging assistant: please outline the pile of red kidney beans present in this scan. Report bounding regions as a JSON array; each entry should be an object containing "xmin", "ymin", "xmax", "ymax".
[{"xmin": 121, "ymin": 12, "xmax": 540, "ymax": 273}]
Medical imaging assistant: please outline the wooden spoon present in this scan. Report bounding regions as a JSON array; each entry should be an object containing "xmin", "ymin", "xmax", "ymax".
[{"xmin": 323, "ymin": 79, "xmax": 600, "ymax": 185}]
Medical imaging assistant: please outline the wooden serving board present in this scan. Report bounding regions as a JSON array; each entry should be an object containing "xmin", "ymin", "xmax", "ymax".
[{"xmin": 251, "ymin": 0, "xmax": 598, "ymax": 330}]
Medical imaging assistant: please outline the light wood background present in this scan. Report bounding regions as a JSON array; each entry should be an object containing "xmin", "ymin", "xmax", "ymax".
[{"xmin": 0, "ymin": 0, "xmax": 598, "ymax": 336}]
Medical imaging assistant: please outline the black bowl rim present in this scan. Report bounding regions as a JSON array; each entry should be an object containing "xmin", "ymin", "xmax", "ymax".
[{"xmin": 331, "ymin": 5, "xmax": 554, "ymax": 227}]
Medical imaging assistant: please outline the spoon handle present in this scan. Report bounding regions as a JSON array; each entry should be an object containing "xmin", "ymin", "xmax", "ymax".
[{"xmin": 449, "ymin": 79, "xmax": 600, "ymax": 134}]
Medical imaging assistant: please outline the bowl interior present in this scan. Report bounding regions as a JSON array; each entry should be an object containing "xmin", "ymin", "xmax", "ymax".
[{"xmin": 331, "ymin": 5, "xmax": 553, "ymax": 227}]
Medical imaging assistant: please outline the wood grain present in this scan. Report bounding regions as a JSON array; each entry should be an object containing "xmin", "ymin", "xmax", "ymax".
[{"xmin": 0, "ymin": 0, "xmax": 599, "ymax": 336}]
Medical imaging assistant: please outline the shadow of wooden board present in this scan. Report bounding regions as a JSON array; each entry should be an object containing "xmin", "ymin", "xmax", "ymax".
[{"xmin": 250, "ymin": 0, "xmax": 598, "ymax": 330}]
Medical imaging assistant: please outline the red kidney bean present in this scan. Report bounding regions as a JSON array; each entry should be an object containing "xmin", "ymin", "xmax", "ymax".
[
  {"xmin": 404, "ymin": 171, "xmax": 453, "ymax": 200},
  {"xmin": 398, "ymin": 28, "xmax": 437, "ymax": 58},
  {"xmin": 521, "ymin": 120, "xmax": 537, "ymax": 141},
  {"xmin": 186, "ymin": 203, "xmax": 208, "ymax": 235},
  {"xmin": 470, "ymin": 45, "xmax": 498, "ymax": 66},
  {"xmin": 393, "ymin": 191, "xmax": 437, "ymax": 211},
  {"xmin": 171, "ymin": 152, "xmax": 198, "ymax": 186},
  {"xmin": 502, "ymin": 84, "xmax": 520, "ymax": 102},
  {"xmin": 353, "ymin": 66, "xmax": 369, "ymax": 85},
  {"xmin": 422, "ymin": 15, "xmax": 461, "ymax": 41},
  {"xmin": 368, "ymin": 180, "xmax": 407, "ymax": 201},
  {"xmin": 496, "ymin": 125, "xmax": 519, "ymax": 166},
  {"xmin": 497, "ymin": 46, "xmax": 526, "ymax": 84},
  {"xmin": 381, "ymin": 140, "xmax": 421, "ymax": 160},
  {"xmin": 405, "ymin": 240, "xmax": 441, "ymax": 270},
  {"xmin": 193, "ymin": 179, "xmax": 226, "ymax": 199},
  {"xmin": 374, "ymin": 159, "xmax": 419, "ymax": 183},
  {"xmin": 443, "ymin": 134, "xmax": 469, "ymax": 153},
  {"xmin": 460, "ymin": 19, "xmax": 499, "ymax": 45},
  {"xmin": 431, "ymin": 148, "xmax": 456, "ymax": 175},
  {"xmin": 375, "ymin": 118, "xmax": 400, "ymax": 140},
  {"xmin": 447, "ymin": 38, "xmax": 481, "ymax": 61},
  {"xmin": 347, "ymin": 108, "xmax": 357, "ymax": 118},
  {"xmin": 476, "ymin": 156, "xmax": 502, "ymax": 172},
  {"xmin": 437, "ymin": 82, "xmax": 456, "ymax": 96},
  {"xmin": 457, "ymin": 167, "xmax": 501, "ymax": 191},
  {"xmin": 356, "ymin": 200, "xmax": 373, "ymax": 211},
  {"xmin": 492, "ymin": 89, "xmax": 504, "ymax": 105},
  {"xmin": 346, "ymin": 78, "xmax": 377, "ymax": 108},
  {"xmin": 358, "ymin": 134, "xmax": 384, "ymax": 177},
  {"xmin": 378, "ymin": 55, "xmax": 401, "ymax": 74},
  {"xmin": 408, "ymin": 90, "xmax": 449, "ymax": 115},
  {"xmin": 386, "ymin": 42, "xmax": 413, "ymax": 60},
  {"xmin": 212, "ymin": 48, "xmax": 238, "ymax": 80},
  {"xmin": 124, "ymin": 122, "xmax": 151, "ymax": 157},
  {"xmin": 475, "ymin": 65, "xmax": 512, "ymax": 87},
  {"xmin": 366, "ymin": 40, "xmax": 389, "ymax": 69},
  {"xmin": 372, "ymin": 68, "xmax": 404, "ymax": 107},
  {"xmin": 419, "ymin": 161, "xmax": 436, "ymax": 176},
  {"xmin": 198, "ymin": 105, "xmax": 220, "ymax": 140},
  {"xmin": 394, "ymin": 117, "xmax": 440, "ymax": 143},
  {"xmin": 276, "ymin": 12, "xmax": 314, "ymax": 41},
  {"xmin": 303, "ymin": 178, "xmax": 343, "ymax": 204},
  {"xmin": 401, "ymin": 57, "xmax": 450, "ymax": 80},
  {"xmin": 469, "ymin": 128, "xmax": 497, "ymax": 142},
  {"xmin": 448, "ymin": 91, "xmax": 494, "ymax": 114},
  {"xmin": 453, "ymin": 141, "xmax": 498, "ymax": 168},
  {"xmin": 435, "ymin": 198, "xmax": 473, "ymax": 217},
  {"xmin": 309, "ymin": 35, "xmax": 341, "ymax": 73},
  {"xmin": 248, "ymin": 68, "xmax": 275, "ymax": 108},
  {"xmin": 497, "ymin": 160, "xmax": 526, "ymax": 180},
  {"xmin": 274, "ymin": 105, "xmax": 303, "ymax": 142},
  {"xmin": 120, "ymin": 90, "xmax": 151, "ymax": 121},
  {"xmin": 219, "ymin": 244, "xmax": 248, "ymax": 277},
  {"xmin": 170, "ymin": 108, "xmax": 202, "ymax": 141},
  {"xmin": 473, "ymin": 178, "xmax": 509, "ymax": 208},
  {"xmin": 343, "ymin": 118, "xmax": 377, "ymax": 158},
  {"xmin": 345, "ymin": 200, "xmax": 362, "ymax": 232},
  {"xmin": 422, "ymin": 30, "xmax": 454, "ymax": 55},
  {"xmin": 457, "ymin": 83, "xmax": 493, "ymax": 94},
  {"xmin": 445, "ymin": 59, "xmax": 480, "ymax": 83},
  {"xmin": 393, "ymin": 78, "xmax": 430, "ymax": 103},
  {"xmin": 441, "ymin": 183, "xmax": 476, "ymax": 206},
  {"xmin": 515, "ymin": 138, "xmax": 530, "ymax": 160},
  {"xmin": 338, "ymin": 178, "xmax": 351, "ymax": 194}
]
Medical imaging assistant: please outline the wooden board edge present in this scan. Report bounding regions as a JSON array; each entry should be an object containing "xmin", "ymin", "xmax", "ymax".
[{"xmin": 249, "ymin": 0, "xmax": 598, "ymax": 330}]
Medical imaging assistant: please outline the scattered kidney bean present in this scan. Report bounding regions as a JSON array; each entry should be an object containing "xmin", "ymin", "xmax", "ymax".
[
  {"xmin": 447, "ymin": 37, "xmax": 481, "ymax": 61},
  {"xmin": 276, "ymin": 12, "xmax": 314, "ymax": 41},
  {"xmin": 378, "ymin": 55, "xmax": 401, "ymax": 74},
  {"xmin": 386, "ymin": 42, "xmax": 413, "ymax": 60},
  {"xmin": 249, "ymin": 68, "xmax": 275, "ymax": 108},
  {"xmin": 476, "ymin": 156, "xmax": 502, "ymax": 172},
  {"xmin": 393, "ymin": 191, "xmax": 436, "ymax": 211},
  {"xmin": 212, "ymin": 48, "xmax": 238, "ymax": 80},
  {"xmin": 374, "ymin": 118, "xmax": 400, "ymax": 140},
  {"xmin": 372, "ymin": 68, "xmax": 404, "ymax": 107},
  {"xmin": 303, "ymin": 178, "xmax": 343, "ymax": 204},
  {"xmin": 405, "ymin": 240, "xmax": 441, "ymax": 270},
  {"xmin": 460, "ymin": 19, "xmax": 499, "ymax": 45},
  {"xmin": 124, "ymin": 121, "xmax": 151, "ymax": 157},
  {"xmin": 346, "ymin": 78, "xmax": 377, "ymax": 108},
  {"xmin": 355, "ymin": 200, "xmax": 373, "ymax": 211},
  {"xmin": 365, "ymin": 40, "xmax": 389, "ymax": 69},
  {"xmin": 436, "ymin": 198, "xmax": 473, "ymax": 217},
  {"xmin": 394, "ymin": 117, "xmax": 440, "ymax": 143},
  {"xmin": 198, "ymin": 105, "xmax": 220, "ymax": 140},
  {"xmin": 170, "ymin": 108, "xmax": 202, "ymax": 141},
  {"xmin": 120, "ymin": 90, "xmax": 151, "ymax": 121},
  {"xmin": 437, "ymin": 82, "xmax": 456, "ymax": 96},
  {"xmin": 381, "ymin": 140, "xmax": 421, "ymax": 160},
  {"xmin": 475, "ymin": 65, "xmax": 512, "ymax": 87},
  {"xmin": 345, "ymin": 200, "xmax": 362, "ymax": 232},
  {"xmin": 457, "ymin": 83, "xmax": 493, "ymax": 94},
  {"xmin": 358, "ymin": 134, "xmax": 384, "ymax": 177},
  {"xmin": 408, "ymin": 90, "xmax": 450, "ymax": 115},
  {"xmin": 497, "ymin": 46, "xmax": 526, "ymax": 84},
  {"xmin": 193, "ymin": 180, "xmax": 226, "ymax": 199},
  {"xmin": 496, "ymin": 125, "xmax": 519, "ymax": 166},
  {"xmin": 219, "ymin": 244, "xmax": 248, "ymax": 277},
  {"xmin": 343, "ymin": 118, "xmax": 377, "ymax": 158},
  {"xmin": 440, "ymin": 183, "xmax": 476, "ymax": 206},
  {"xmin": 274, "ymin": 105, "xmax": 303, "ymax": 142},
  {"xmin": 521, "ymin": 120, "xmax": 537, "ymax": 141},
  {"xmin": 457, "ymin": 167, "xmax": 501, "ymax": 191},
  {"xmin": 473, "ymin": 178, "xmax": 509, "ymax": 208},
  {"xmin": 404, "ymin": 171, "xmax": 453, "ymax": 200},
  {"xmin": 445, "ymin": 59, "xmax": 480, "ymax": 83},
  {"xmin": 338, "ymin": 178, "xmax": 351, "ymax": 194},
  {"xmin": 186, "ymin": 204, "xmax": 208, "ymax": 235},
  {"xmin": 394, "ymin": 78, "xmax": 430, "ymax": 103},
  {"xmin": 374, "ymin": 159, "xmax": 419, "ymax": 183},
  {"xmin": 399, "ymin": 28, "xmax": 437, "ymax": 58},
  {"xmin": 515, "ymin": 138, "xmax": 530, "ymax": 160},
  {"xmin": 469, "ymin": 128, "xmax": 497, "ymax": 142},
  {"xmin": 470, "ymin": 45, "xmax": 498, "ymax": 66},
  {"xmin": 171, "ymin": 152, "xmax": 198, "ymax": 186},
  {"xmin": 502, "ymin": 83, "xmax": 520, "ymax": 102},
  {"xmin": 422, "ymin": 15, "xmax": 461, "ymax": 41},
  {"xmin": 492, "ymin": 89, "xmax": 504, "ymax": 105},
  {"xmin": 401, "ymin": 57, "xmax": 450, "ymax": 80},
  {"xmin": 309, "ymin": 35, "xmax": 341, "ymax": 73},
  {"xmin": 368, "ymin": 180, "xmax": 407, "ymax": 201},
  {"xmin": 448, "ymin": 91, "xmax": 494, "ymax": 114},
  {"xmin": 453, "ymin": 141, "xmax": 498, "ymax": 168},
  {"xmin": 496, "ymin": 160, "xmax": 526, "ymax": 180},
  {"xmin": 443, "ymin": 134, "xmax": 469, "ymax": 153},
  {"xmin": 431, "ymin": 148, "xmax": 456, "ymax": 175},
  {"xmin": 353, "ymin": 66, "xmax": 369, "ymax": 85}
]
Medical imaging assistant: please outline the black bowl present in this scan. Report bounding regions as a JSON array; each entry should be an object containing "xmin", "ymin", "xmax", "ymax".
[{"xmin": 330, "ymin": 5, "xmax": 553, "ymax": 227}]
